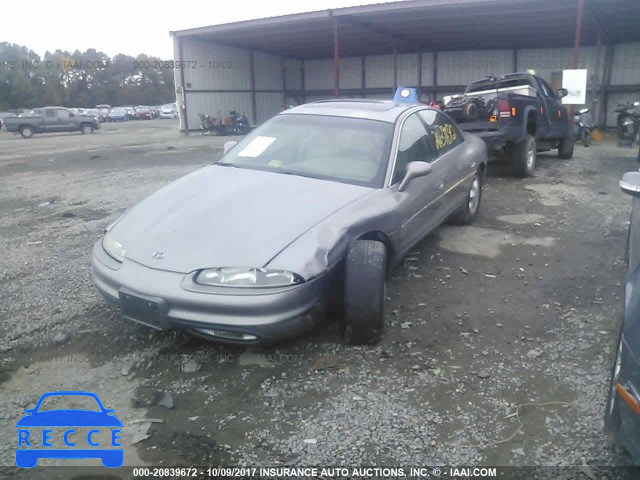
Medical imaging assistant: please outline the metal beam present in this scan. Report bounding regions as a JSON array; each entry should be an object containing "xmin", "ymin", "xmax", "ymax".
[
  {"xmin": 573, "ymin": 0, "xmax": 585, "ymax": 68},
  {"xmin": 393, "ymin": 42, "xmax": 398, "ymax": 90},
  {"xmin": 417, "ymin": 53, "xmax": 423, "ymax": 99}
]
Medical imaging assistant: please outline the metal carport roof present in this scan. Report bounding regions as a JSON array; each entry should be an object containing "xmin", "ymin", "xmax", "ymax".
[{"xmin": 170, "ymin": 0, "xmax": 640, "ymax": 58}]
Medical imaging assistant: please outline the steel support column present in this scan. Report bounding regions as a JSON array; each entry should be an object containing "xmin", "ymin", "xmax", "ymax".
[
  {"xmin": 417, "ymin": 53, "xmax": 422, "ymax": 100},
  {"xmin": 570, "ymin": 0, "xmax": 586, "ymax": 123},
  {"xmin": 333, "ymin": 16, "xmax": 340, "ymax": 98},
  {"xmin": 393, "ymin": 42, "xmax": 398, "ymax": 91},
  {"xmin": 249, "ymin": 50, "xmax": 257, "ymax": 124}
]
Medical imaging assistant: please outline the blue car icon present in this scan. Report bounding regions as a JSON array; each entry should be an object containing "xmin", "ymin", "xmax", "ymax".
[{"xmin": 16, "ymin": 391, "xmax": 123, "ymax": 468}]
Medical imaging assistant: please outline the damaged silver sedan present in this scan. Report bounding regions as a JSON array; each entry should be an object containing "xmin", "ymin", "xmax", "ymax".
[{"xmin": 91, "ymin": 93, "xmax": 488, "ymax": 345}]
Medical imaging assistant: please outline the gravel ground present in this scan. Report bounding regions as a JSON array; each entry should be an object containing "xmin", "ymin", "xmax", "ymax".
[{"xmin": 1, "ymin": 121, "xmax": 639, "ymax": 474}]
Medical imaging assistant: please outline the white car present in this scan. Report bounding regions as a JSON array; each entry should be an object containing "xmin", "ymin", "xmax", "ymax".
[{"xmin": 159, "ymin": 104, "xmax": 178, "ymax": 119}]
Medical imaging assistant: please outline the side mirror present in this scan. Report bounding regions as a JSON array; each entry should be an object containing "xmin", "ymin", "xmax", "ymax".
[
  {"xmin": 620, "ymin": 172, "xmax": 640, "ymax": 197},
  {"xmin": 223, "ymin": 141, "xmax": 238, "ymax": 154},
  {"xmin": 398, "ymin": 161, "xmax": 432, "ymax": 192},
  {"xmin": 556, "ymin": 88, "xmax": 568, "ymax": 99}
]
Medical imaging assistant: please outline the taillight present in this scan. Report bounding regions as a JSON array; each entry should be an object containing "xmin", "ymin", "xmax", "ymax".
[{"xmin": 498, "ymin": 99, "xmax": 511, "ymax": 118}]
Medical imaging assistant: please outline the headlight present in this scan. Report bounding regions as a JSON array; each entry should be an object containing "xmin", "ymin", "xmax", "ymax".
[
  {"xmin": 102, "ymin": 232, "xmax": 126, "ymax": 263},
  {"xmin": 196, "ymin": 267, "xmax": 303, "ymax": 288}
]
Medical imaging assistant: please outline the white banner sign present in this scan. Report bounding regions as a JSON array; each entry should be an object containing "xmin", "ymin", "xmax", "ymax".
[{"xmin": 562, "ymin": 69, "xmax": 588, "ymax": 105}]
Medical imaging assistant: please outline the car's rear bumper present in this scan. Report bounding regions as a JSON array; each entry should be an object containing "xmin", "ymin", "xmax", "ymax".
[{"xmin": 91, "ymin": 241, "xmax": 328, "ymax": 344}]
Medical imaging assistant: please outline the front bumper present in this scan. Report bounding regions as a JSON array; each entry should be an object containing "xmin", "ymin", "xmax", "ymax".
[{"xmin": 90, "ymin": 241, "xmax": 327, "ymax": 344}]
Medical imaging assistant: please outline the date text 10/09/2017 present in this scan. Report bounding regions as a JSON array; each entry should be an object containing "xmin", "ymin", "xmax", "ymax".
[{"xmin": 131, "ymin": 466, "xmax": 498, "ymax": 478}]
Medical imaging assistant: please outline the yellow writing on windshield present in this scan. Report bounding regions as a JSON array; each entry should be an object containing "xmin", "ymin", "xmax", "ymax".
[{"xmin": 433, "ymin": 124, "xmax": 457, "ymax": 151}]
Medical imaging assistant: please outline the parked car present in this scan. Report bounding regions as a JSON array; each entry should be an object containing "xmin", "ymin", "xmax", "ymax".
[
  {"xmin": 441, "ymin": 72, "xmax": 573, "ymax": 177},
  {"xmin": 0, "ymin": 111, "xmax": 17, "ymax": 129},
  {"xmin": 605, "ymin": 171, "xmax": 640, "ymax": 463},
  {"xmin": 134, "ymin": 106, "xmax": 153, "ymax": 120},
  {"xmin": 159, "ymin": 104, "xmax": 178, "ymax": 119},
  {"xmin": 83, "ymin": 108, "xmax": 100, "ymax": 120},
  {"xmin": 2, "ymin": 107, "xmax": 100, "ymax": 138},
  {"xmin": 107, "ymin": 107, "xmax": 130, "ymax": 122},
  {"xmin": 150, "ymin": 106, "xmax": 160, "ymax": 118},
  {"xmin": 91, "ymin": 88, "xmax": 488, "ymax": 346}
]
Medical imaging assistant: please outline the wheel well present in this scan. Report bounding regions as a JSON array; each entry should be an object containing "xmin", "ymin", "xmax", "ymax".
[
  {"xmin": 19, "ymin": 124, "xmax": 31, "ymax": 131},
  {"xmin": 356, "ymin": 231, "xmax": 393, "ymax": 271},
  {"xmin": 526, "ymin": 111, "xmax": 537, "ymax": 136},
  {"xmin": 477, "ymin": 162, "xmax": 486, "ymax": 180}
]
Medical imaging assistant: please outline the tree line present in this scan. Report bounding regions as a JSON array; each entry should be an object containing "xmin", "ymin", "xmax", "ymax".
[{"xmin": 0, "ymin": 42, "xmax": 176, "ymax": 110}]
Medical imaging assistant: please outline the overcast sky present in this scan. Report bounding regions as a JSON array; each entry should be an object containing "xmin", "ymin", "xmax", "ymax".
[{"xmin": 3, "ymin": 0, "xmax": 394, "ymax": 59}]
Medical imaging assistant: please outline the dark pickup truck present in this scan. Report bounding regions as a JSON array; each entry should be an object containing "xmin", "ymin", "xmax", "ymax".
[
  {"xmin": 442, "ymin": 73, "xmax": 573, "ymax": 177},
  {"xmin": 3, "ymin": 106, "xmax": 100, "ymax": 138}
]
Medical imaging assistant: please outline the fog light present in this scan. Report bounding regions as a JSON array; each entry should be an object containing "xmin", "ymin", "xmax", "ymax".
[{"xmin": 194, "ymin": 328, "xmax": 257, "ymax": 342}]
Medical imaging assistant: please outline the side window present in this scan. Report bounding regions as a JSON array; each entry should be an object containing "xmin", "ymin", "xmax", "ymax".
[
  {"xmin": 56, "ymin": 109, "xmax": 71, "ymax": 119},
  {"xmin": 419, "ymin": 110, "xmax": 463, "ymax": 157},
  {"xmin": 392, "ymin": 113, "xmax": 437, "ymax": 185},
  {"xmin": 44, "ymin": 109, "xmax": 56, "ymax": 118}
]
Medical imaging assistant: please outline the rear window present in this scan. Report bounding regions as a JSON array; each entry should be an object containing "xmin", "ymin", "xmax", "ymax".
[{"xmin": 466, "ymin": 77, "xmax": 533, "ymax": 93}]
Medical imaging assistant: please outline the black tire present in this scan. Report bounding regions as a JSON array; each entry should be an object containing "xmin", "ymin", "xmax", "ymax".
[
  {"xmin": 604, "ymin": 325, "xmax": 624, "ymax": 445},
  {"xmin": 20, "ymin": 126, "xmax": 34, "ymax": 138},
  {"xmin": 510, "ymin": 134, "xmax": 536, "ymax": 178},
  {"xmin": 618, "ymin": 115, "xmax": 634, "ymax": 140},
  {"xmin": 449, "ymin": 169, "xmax": 483, "ymax": 225},
  {"xmin": 581, "ymin": 129, "xmax": 591, "ymax": 147},
  {"xmin": 344, "ymin": 240, "xmax": 386, "ymax": 345},
  {"xmin": 558, "ymin": 136, "xmax": 574, "ymax": 159},
  {"xmin": 81, "ymin": 123, "xmax": 94, "ymax": 134}
]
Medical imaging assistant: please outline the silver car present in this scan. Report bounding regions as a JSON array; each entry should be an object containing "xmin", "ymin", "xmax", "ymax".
[{"xmin": 91, "ymin": 90, "xmax": 488, "ymax": 345}]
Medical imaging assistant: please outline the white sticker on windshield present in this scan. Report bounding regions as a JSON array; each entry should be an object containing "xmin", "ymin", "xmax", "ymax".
[{"xmin": 237, "ymin": 136, "xmax": 276, "ymax": 157}]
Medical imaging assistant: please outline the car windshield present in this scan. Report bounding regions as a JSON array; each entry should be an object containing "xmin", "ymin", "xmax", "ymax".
[
  {"xmin": 218, "ymin": 113, "xmax": 393, "ymax": 188},
  {"xmin": 37, "ymin": 394, "xmax": 102, "ymax": 412}
]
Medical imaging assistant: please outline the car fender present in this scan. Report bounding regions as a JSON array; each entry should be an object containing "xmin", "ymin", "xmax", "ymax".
[{"xmin": 265, "ymin": 188, "xmax": 402, "ymax": 280}]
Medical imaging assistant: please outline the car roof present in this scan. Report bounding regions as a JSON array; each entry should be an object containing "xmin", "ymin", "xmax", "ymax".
[{"xmin": 281, "ymin": 99, "xmax": 425, "ymax": 123}]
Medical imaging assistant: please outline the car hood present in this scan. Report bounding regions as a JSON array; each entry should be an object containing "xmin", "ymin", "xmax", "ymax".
[
  {"xmin": 16, "ymin": 410, "xmax": 123, "ymax": 427},
  {"xmin": 111, "ymin": 166, "xmax": 372, "ymax": 273}
]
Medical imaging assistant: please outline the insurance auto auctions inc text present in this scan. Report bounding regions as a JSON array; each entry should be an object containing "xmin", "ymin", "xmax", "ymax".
[{"xmin": 255, "ymin": 466, "xmax": 497, "ymax": 478}]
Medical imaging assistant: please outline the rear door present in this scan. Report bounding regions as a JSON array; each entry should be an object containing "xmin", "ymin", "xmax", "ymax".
[
  {"xmin": 390, "ymin": 112, "xmax": 441, "ymax": 252},
  {"xmin": 418, "ymin": 109, "xmax": 469, "ymax": 220}
]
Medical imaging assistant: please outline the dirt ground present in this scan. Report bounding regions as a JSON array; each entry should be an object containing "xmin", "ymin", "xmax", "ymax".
[{"xmin": 1, "ymin": 119, "xmax": 639, "ymax": 476}]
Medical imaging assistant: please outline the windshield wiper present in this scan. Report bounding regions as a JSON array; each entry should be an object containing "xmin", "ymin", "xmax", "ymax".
[
  {"xmin": 275, "ymin": 169, "xmax": 324, "ymax": 181},
  {"xmin": 216, "ymin": 162, "xmax": 242, "ymax": 168}
]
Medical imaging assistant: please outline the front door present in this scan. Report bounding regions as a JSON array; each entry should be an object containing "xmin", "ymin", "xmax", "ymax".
[{"xmin": 390, "ymin": 112, "xmax": 441, "ymax": 253}]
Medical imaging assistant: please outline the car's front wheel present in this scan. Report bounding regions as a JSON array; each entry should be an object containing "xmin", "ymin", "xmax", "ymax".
[
  {"xmin": 81, "ymin": 123, "xmax": 94, "ymax": 134},
  {"xmin": 20, "ymin": 126, "xmax": 34, "ymax": 138},
  {"xmin": 344, "ymin": 240, "xmax": 386, "ymax": 345},
  {"xmin": 558, "ymin": 136, "xmax": 574, "ymax": 159}
]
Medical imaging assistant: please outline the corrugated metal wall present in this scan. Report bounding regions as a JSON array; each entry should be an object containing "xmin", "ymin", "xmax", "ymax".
[
  {"xmin": 176, "ymin": 37, "xmax": 640, "ymax": 129},
  {"xmin": 437, "ymin": 50, "xmax": 514, "ymax": 86},
  {"xmin": 609, "ymin": 42, "xmax": 640, "ymax": 85},
  {"xmin": 256, "ymin": 92, "xmax": 285, "ymax": 124}
]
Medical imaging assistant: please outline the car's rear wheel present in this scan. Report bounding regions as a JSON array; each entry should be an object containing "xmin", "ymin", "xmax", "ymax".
[
  {"xmin": 20, "ymin": 126, "xmax": 34, "ymax": 138},
  {"xmin": 344, "ymin": 240, "xmax": 386, "ymax": 345},
  {"xmin": 449, "ymin": 169, "xmax": 483, "ymax": 225},
  {"xmin": 558, "ymin": 136, "xmax": 574, "ymax": 159},
  {"xmin": 511, "ymin": 135, "xmax": 536, "ymax": 177},
  {"xmin": 81, "ymin": 123, "xmax": 94, "ymax": 134}
]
